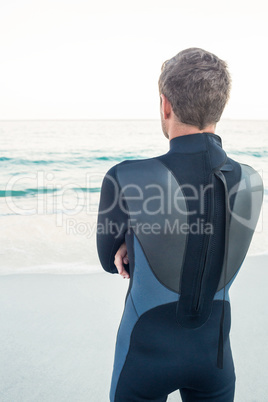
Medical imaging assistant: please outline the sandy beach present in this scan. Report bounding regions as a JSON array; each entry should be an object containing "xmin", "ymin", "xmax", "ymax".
[{"xmin": 0, "ymin": 254, "xmax": 267, "ymax": 402}]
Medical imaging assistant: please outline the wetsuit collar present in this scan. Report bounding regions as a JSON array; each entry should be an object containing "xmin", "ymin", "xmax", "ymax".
[
  {"xmin": 169, "ymin": 132, "xmax": 222, "ymax": 154},
  {"xmin": 168, "ymin": 132, "xmax": 227, "ymax": 171}
]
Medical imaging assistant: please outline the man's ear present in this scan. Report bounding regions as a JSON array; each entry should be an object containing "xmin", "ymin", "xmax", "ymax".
[{"xmin": 160, "ymin": 94, "xmax": 171, "ymax": 119}]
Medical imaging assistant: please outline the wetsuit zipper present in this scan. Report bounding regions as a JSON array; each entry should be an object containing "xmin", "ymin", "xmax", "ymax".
[{"xmin": 194, "ymin": 172, "xmax": 214, "ymax": 311}]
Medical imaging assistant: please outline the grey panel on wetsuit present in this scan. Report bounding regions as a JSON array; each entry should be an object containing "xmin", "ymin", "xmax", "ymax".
[
  {"xmin": 217, "ymin": 164, "xmax": 263, "ymax": 290},
  {"xmin": 117, "ymin": 158, "xmax": 188, "ymax": 293}
]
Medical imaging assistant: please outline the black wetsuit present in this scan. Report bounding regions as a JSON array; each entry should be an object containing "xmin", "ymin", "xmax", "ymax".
[{"xmin": 97, "ymin": 133, "xmax": 263, "ymax": 402}]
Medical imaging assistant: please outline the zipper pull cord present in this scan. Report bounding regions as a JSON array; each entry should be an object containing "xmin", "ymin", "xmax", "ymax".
[{"xmin": 215, "ymin": 170, "xmax": 231, "ymax": 369}]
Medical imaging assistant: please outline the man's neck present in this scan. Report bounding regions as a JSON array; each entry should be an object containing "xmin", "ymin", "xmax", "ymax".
[{"xmin": 168, "ymin": 120, "xmax": 216, "ymax": 141}]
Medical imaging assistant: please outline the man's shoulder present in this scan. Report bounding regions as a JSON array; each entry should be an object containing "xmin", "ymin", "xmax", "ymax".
[
  {"xmin": 226, "ymin": 155, "xmax": 261, "ymax": 176},
  {"xmin": 106, "ymin": 156, "xmax": 159, "ymax": 176},
  {"xmin": 118, "ymin": 156, "xmax": 159, "ymax": 167},
  {"xmin": 104, "ymin": 157, "xmax": 158, "ymax": 187},
  {"xmin": 225, "ymin": 156, "xmax": 263, "ymax": 194}
]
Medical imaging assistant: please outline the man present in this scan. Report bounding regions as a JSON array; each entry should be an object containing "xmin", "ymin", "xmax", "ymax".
[{"xmin": 96, "ymin": 48, "xmax": 263, "ymax": 402}]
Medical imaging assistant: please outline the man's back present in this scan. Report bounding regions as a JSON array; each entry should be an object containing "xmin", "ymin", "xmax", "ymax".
[
  {"xmin": 97, "ymin": 132, "xmax": 263, "ymax": 401},
  {"xmin": 97, "ymin": 47, "xmax": 264, "ymax": 401}
]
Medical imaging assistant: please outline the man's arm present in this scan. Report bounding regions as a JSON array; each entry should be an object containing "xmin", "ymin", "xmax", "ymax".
[
  {"xmin": 114, "ymin": 242, "xmax": 130, "ymax": 279},
  {"xmin": 96, "ymin": 164, "xmax": 129, "ymax": 274}
]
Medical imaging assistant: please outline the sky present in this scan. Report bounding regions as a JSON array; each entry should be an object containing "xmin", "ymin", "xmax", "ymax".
[{"xmin": 0, "ymin": 0, "xmax": 267, "ymax": 120}]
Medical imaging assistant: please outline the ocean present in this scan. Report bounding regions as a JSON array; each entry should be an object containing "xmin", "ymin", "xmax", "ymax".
[{"xmin": 0, "ymin": 119, "xmax": 267, "ymax": 273}]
